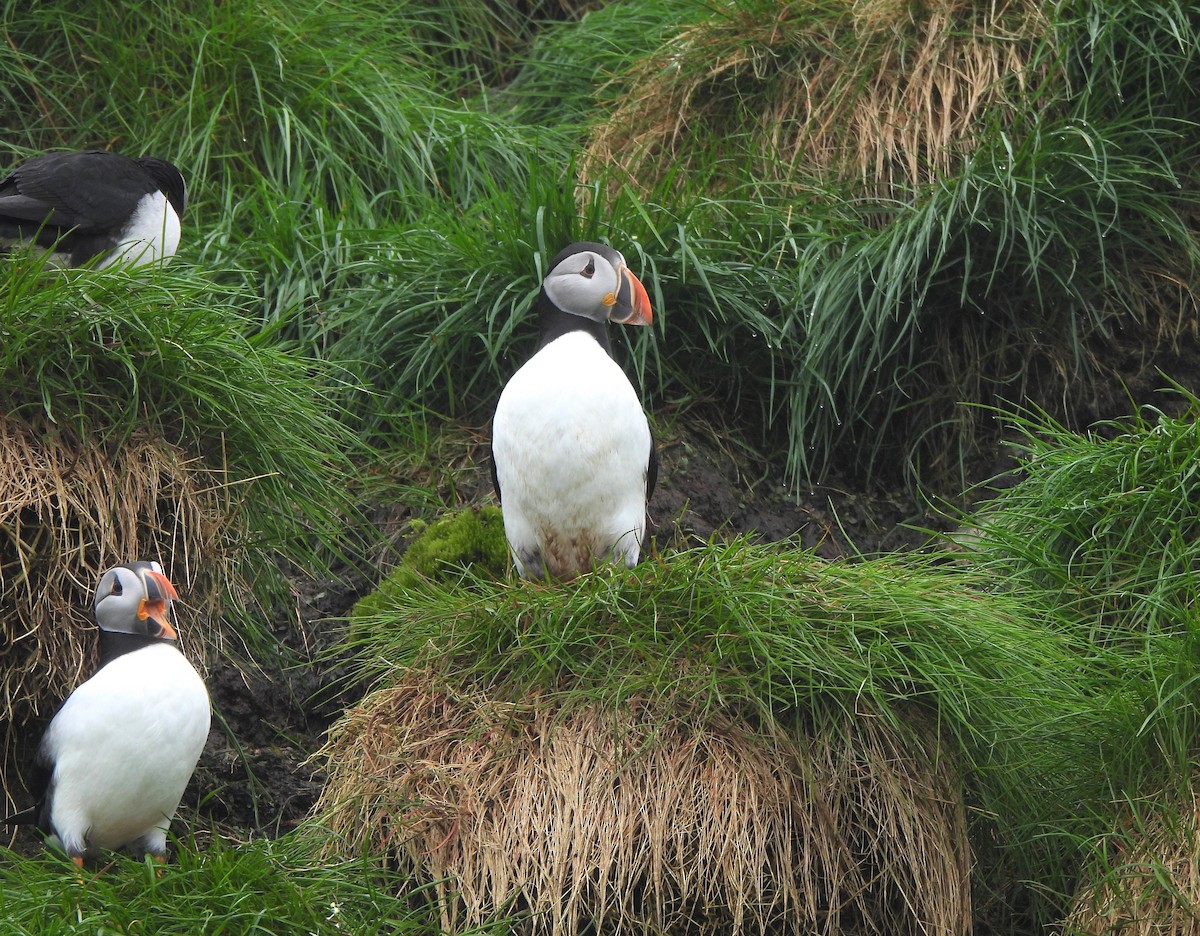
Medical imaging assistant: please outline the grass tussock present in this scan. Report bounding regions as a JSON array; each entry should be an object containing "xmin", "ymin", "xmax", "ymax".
[
  {"xmin": 316, "ymin": 676, "xmax": 969, "ymax": 935},
  {"xmin": 0, "ymin": 257, "xmax": 359, "ymax": 807},
  {"xmin": 318, "ymin": 538, "xmax": 1113, "ymax": 929},
  {"xmin": 1065, "ymin": 775, "xmax": 1200, "ymax": 936},
  {"xmin": 951, "ymin": 390, "xmax": 1200, "ymax": 825},
  {"xmin": 583, "ymin": 0, "xmax": 1050, "ymax": 200},
  {"xmin": 0, "ymin": 418, "xmax": 233, "ymax": 724}
]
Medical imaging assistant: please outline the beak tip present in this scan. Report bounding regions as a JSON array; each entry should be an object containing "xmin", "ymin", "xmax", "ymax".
[{"xmin": 622, "ymin": 267, "xmax": 654, "ymax": 327}]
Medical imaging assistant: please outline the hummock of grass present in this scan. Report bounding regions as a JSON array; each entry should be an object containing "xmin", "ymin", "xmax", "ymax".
[
  {"xmin": 0, "ymin": 256, "xmax": 357, "ymax": 801},
  {"xmin": 949, "ymin": 395, "xmax": 1200, "ymax": 929},
  {"xmin": 317, "ymin": 678, "xmax": 969, "ymax": 935},
  {"xmin": 1066, "ymin": 774, "xmax": 1200, "ymax": 936},
  {"xmin": 955, "ymin": 392, "xmax": 1200, "ymax": 780},
  {"xmin": 583, "ymin": 0, "xmax": 1050, "ymax": 201},
  {"xmin": 317, "ymin": 537, "xmax": 1112, "ymax": 931}
]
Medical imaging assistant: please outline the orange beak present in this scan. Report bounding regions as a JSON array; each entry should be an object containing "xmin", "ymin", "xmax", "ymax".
[
  {"xmin": 137, "ymin": 567, "xmax": 180, "ymax": 640},
  {"xmin": 610, "ymin": 265, "xmax": 653, "ymax": 327}
]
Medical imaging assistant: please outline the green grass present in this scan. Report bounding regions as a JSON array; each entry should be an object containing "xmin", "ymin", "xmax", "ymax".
[
  {"xmin": 6, "ymin": 0, "xmax": 1196, "ymax": 490},
  {"xmin": 2, "ymin": 1, "xmax": 1200, "ymax": 928},
  {"xmin": 341, "ymin": 535, "xmax": 1132, "ymax": 921},
  {"xmin": 0, "ymin": 833, "xmax": 457, "ymax": 935},
  {"xmin": 953, "ymin": 389, "xmax": 1200, "ymax": 781},
  {"xmin": 0, "ymin": 253, "xmax": 360, "ymax": 610}
]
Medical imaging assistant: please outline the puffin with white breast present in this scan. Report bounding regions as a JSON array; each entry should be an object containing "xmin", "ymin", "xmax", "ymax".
[
  {"xmin": 3, "ymin": 561, "xmax": 211, "ymax": 866},
  {"xmin": 491, "ymin": 241, "xmax": 657, "ymax": 580},
  {"xmin": 0, "ymin": 150, "xmax": 186, "ymax": 269}
]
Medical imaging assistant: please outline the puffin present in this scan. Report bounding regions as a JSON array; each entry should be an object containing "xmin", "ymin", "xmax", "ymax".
[
  {"xmin": 3, "ymin": 561, "xmax": 211, "ymax": 866},
  {"xmin": 491, "ymin": 241, "xmax": 657, "ymax": 580},
  {"xmin": 0, "ymin": 150, "xmax": 186, "ymax": 269}
]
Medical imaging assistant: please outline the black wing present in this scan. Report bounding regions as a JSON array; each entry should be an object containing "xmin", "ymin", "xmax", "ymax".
[
  {"xmin": 489, "ymin": 442, "xmax": 502, "ymax": 504},
  {"xmin": 646, "ymin": 426, "xmax": 658, "ymax": 503},
  {"xmin": 2, "ymin": 728, "xmax": 55, "ymax": 835}
]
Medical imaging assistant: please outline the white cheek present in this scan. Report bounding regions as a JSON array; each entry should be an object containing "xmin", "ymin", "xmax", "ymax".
[
  {"xmin": 544, "ymin": 267, "xmax": 620, "ymax": 318},
  {"xmin": 98, "ymin": 192, "xmax": 182, "ymax": 269}
]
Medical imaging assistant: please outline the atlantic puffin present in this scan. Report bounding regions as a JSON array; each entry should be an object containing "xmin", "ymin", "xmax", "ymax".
[
  {"xmin": 0, "ymin": 150, "xmax": 186, "ymax": 269},
  {"xmin": 3, "ymin": 561, "xmax": 211, "ymax": 866},
  {"xmin": 491, "ymin": 241, "xmax": 657, "ymax": 579}
]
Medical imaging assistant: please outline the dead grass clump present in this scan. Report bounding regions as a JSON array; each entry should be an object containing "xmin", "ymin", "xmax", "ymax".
[
  {"xmin": 583, "ymin": 0, "xmax": 1051, "ymax": 202},
  {"xmin": 1066, "ymin": 775, "xmax": 1200, "ymax": 936},
  {"xmin": 314, "ymin": 672, "xmax": 971, "ymax": 935},
  {"xmin": 0, "ymin": 414, "xmax": 240, "ymax": 800}
]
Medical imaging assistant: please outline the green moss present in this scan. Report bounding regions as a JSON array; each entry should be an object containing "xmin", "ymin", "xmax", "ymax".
[{"xmin": 352, "ymin": 506, "xmax": 509, "ymax": 620}]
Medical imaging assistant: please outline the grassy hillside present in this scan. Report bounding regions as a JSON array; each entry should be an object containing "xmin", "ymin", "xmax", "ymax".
[{"xmin": 2, "ymin": 0, "xmax": 1200, "ymax": 933}]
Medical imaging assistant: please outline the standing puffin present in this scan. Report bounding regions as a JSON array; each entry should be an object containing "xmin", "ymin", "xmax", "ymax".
[
  {"xmin": 491, "ymin": 241, "xmax": 657, "ymax": 580},
  {"xmin": 3, "ymin": 561, "xmax": 211, "ymax": 866},
  {"xmin": 0, "ymin": 150, "xmax": 186, "ymax": 269}
]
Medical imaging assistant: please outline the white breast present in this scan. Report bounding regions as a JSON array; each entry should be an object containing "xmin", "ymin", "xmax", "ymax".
[
  {"xmin": 43, "ymin": 643, "xmax": 210, "ymax": 856},
  {"xmin": 493, "ymin": 331, "xmax": 651, "ymax": 578},
  {"xmin": 98, "ymin": 190, "xmax": 182, "ymax": 269}
]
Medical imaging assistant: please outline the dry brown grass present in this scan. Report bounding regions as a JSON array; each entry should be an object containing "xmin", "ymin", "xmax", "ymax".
[
  {"xmin": 1067, "ymin": 775, "xmax": 1200, "ymax": 936},
  {"xmin": 582, "ymin": 0, "xmax": 1051, "ymax": 202},
  {"xmin": 315, "ymin": 670, "xmax": 971, "ymax": 935},
  {"xmin": 0, "ymin": 414, "xmax": 243, "ymax": 806}
]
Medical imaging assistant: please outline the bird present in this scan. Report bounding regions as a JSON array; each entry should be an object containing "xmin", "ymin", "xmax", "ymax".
[
  {"xmin": 491, "ymin": 241, "xmax": 657, "ymax": 580},
  {"xmin": 3, "ymin": 561, "xmax": 211, "ymax": 867},
  {"xmin": 0, "ymin": 150, "xmax": 186, "ymax": 269}
]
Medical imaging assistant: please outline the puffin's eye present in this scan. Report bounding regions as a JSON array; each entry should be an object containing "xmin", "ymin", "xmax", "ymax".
[
  {"xmin": 580, "ymin": 259, "xmax": 595, "ymax": 278},
  {"xmin": 110, "ymin": 577, "xmax": 123, "ymax": 596},
  {"xmin": 145, "ymin": 618, "xmax": 161, "ymax": 637}
]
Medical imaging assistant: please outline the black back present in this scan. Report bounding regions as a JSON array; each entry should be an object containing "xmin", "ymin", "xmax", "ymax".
[{"xmin": 0, "ymin": 150, "xmax": 185, "ymax": 266}]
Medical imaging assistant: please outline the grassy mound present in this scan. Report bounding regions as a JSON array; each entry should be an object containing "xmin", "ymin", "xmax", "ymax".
[
  {"xmin": 317, "ymin": 538, "xmax": 1113, "ymax": 931},
  {"xmin": 319, "ymin": 679, "xmax": 968, "ymax": 935},
  {"xmin": 583, "ymin": 0, "xmax": 1050, "ymax": 200},
  {"xmin": 950, "ymin": 392, "xmax": 1200, "ymax": 926},
  {"xmin": 957, "ymin": 390, "xmax": 1200, "ymax": 779},
  {"xmin": 0, "ymin": 257, "xmax": 356, "ymax": 804}
]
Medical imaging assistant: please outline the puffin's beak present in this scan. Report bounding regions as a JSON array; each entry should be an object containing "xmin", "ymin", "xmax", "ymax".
[
  {"xmin": 609, "ymin": 265, "xmax": 653, "ymax": 327},
  {"xmin": 138, "ymin": 568, "xmax": 180, "ymax": 640}
]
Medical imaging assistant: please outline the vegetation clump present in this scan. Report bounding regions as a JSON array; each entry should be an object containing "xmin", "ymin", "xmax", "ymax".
[
  {"xmin": 352, "ymin": 506, "xmax": 509, "ymax": 621},
  {"xmin": 0, "ymin": 258, "xmax": 356, "ymax": 805},
  {"xmin": 320, "ymin": 539, "xmax": 1110, "ymax": 932}
]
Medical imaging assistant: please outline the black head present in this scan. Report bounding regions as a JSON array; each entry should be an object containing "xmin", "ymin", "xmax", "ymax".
[
  {"xmin": 541, "ymin": 241, "xmax": 653, "ymax": 325},
  {"xmin": 135, "ymin": 157, "xmax": 187, "ymax": 219},
  {"xmin": 93, "ymin": 560, "xmax": 181, "ymax": 641}
]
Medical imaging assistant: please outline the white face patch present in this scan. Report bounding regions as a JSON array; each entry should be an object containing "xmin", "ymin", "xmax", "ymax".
[
  {"xmin": 98, "ymin": 191, "xmax": 182, "ymax": 269},
  {"xmin": 542, "ymin": 249, "xmax": 624, "ymax": 321}
]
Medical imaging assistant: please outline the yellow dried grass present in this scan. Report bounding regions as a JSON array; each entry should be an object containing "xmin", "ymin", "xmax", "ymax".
[
  {"xmin": 315, "ymin": 672, "xmax": 971, "ymax": 935},
  {"xmin": 1067, "ymin": 775, "xmax": 1200, "ymax": 936},
  {"xmin": 583, "ymin": 0, "xmax": 1050, "ymax": 203},
  {"xmin": 0, "ymin": 414, "xmax": 242, "ymax": 805}
]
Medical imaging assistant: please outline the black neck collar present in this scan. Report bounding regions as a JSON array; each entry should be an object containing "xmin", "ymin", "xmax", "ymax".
[
  {"xmin": 537, "ymin": 293, "xmax": 612, "ymax": 355},
  {"xmin": 97, "ymin": 630, "xmax": 174, "ymax": 668}
]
